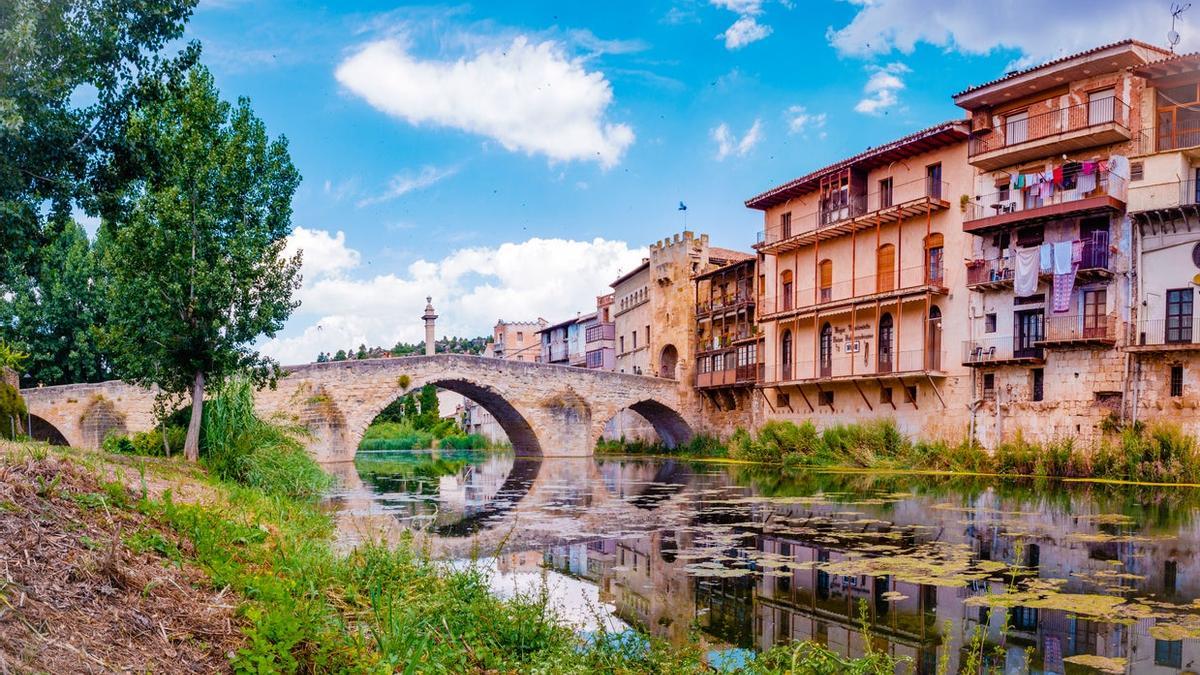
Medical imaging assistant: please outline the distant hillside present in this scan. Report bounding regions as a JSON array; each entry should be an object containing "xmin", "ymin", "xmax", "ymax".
[{"xmin": 316, "ymin": 336, "xmax": 491, "ymax": 362}]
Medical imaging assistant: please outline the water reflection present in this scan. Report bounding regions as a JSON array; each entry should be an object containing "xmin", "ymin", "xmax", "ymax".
[{"xmin": 331, "ymin": 452, "xmax": 1200, "ymax": 673}]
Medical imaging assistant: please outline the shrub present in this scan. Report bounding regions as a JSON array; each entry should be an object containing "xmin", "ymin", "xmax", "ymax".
[
  {"xmin": 0, "ymin": 382, "xmax": 27, "ymax": 440},
  {"xmin": 102, "ymin": 426, "xmax": 187, "ymax": 457}
]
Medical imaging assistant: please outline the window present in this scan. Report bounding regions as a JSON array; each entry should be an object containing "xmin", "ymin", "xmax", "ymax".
[
  {"xmin": 645, "ymin": 325, "xmax": 650, "ymax": 344},
  {"xmin": 1009, "ymin": 606, "xmax": 1038, "ymax": 632},
  {"xmin": 1172, "ymin": 365, "xmax": 1184, "ymax": 398},
  {"xmin": 1156, "ymin": 639, "xmax": 1183, "ymax": 668},
  {"xmin": 926, "ymin": 163, "xmax": 942, "ymax": 199},
  {"xmin": 517, "ymin": 331, "xmax": 524, "ymax": 343},
  {"xmin": 781, "ymin": 270, "xmax": 794, "ymax": 311},
  {"xmin": 781, "ymin": 330, "xmax": 793, "ymax": 379},
  {"xmin": 906, "ymin": 385, "xmax": 918, "ymax": 402},
  {"xmin": 1015, "ymin": 225, "xmax": 1043, "ymax": 247},
  {"xmin": 819, "ymin": 259, "xmax": 833, "ymax": 302},
  {"xmin": 1167, "ymin": 288, "xmax": 1194, "ymax": 344},
  {"xmin": 712, "ymin": 353, "xmax": 724, "ymax": 371},
  {"xmin": 879, "ymin": 178, "xmax": 893, "ymax": 209},
  {"xmin": 1082, "ymin": 289, "xmax": 1107, "ymax": 339},
  {"xmin": 632, "ymin": 331, "xmax": 638, "ymax": 349},
  {"xmin": 925, "ymin": 233, "xmax": 944, "ymax": 285},
  {"xmin": 876, "ymin": 244, "xmax": 895, "ymax": 293},
  {"xmin": 985, "ymin": 313, "xmax": 997, "ymax": 333},
  {"xmin": 983, "ymin": 373, "xmax": 996, "ymax": 399},
  {"xmin": 780, "ymin": 211, "xmax": 792, "ymax": 239},
  {"xmin": 1166, "ymin": 560, "xmax": 1179, "ymax": 595},
  {"xmin": 1005, "ymin": 110, "xmax": 1028, "ymax": 145},
  {"xmin": 1157, "ymin": 82, "xmax": 1200, "ymax": 151},
  {"xmin": 819, "ymin": 323, "xmax": 833, "ymax": 377},
  {"xmin": 878, "ymin": 313, "xmax": 894, "ymax": 373},
  {"xmin": 1015, "ymin": 309, "xmax": 1044, "ymax": 358},
  {"xmin": 619, "ymin": 336, "xmax": 625, "ymax": 353},
  {"xmin": 819, "ymin": 390, "xmax": 834, "ymax": 407},
  {"xmin": 1088, "ymin": 88, "xmax": 1116, "ymax": 125},
  {"xmin": 1032, "ymin": 368, "xmax": 1044, "ymax": 402},
  {"xmin": 1130, "ymin": 160, "xmax": 1144, "ymax": 182},
  {"xmin": 880, "ymin": 387, "xmax": 893, "ymax": 405}
]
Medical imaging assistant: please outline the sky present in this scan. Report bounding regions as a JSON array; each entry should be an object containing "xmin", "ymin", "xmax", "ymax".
[{"xmin": 180, "ymin": 0, "xmax": 1199, "ymax": 364}]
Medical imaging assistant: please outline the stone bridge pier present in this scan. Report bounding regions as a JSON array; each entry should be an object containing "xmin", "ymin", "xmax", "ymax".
[{"xmin": 21, "ymin": 355, "xmax": 696, "ymax": 461}]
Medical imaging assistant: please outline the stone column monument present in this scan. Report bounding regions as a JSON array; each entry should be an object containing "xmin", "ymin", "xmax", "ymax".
[{"xmin": 422, "ymin": 297, "xmax": 438, "ymax": 356}]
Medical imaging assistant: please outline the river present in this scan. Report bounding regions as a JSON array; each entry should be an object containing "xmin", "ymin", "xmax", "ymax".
[{"xmin": 324, "ymin": 449, "xmax": 1200, "ymax": 673}]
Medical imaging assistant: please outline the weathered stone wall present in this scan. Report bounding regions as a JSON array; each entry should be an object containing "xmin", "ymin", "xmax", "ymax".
[{"xmin": 23, "ymin": 355, "xmax": 694, "ymax": 462}]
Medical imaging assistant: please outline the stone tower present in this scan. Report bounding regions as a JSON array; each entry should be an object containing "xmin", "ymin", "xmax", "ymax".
[{"xmin": 422, "ymin": 297, "xmax": 437, "ymax": 356}]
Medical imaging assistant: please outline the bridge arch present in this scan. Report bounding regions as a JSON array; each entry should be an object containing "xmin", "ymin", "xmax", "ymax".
[
  {"xmin": 599, "ymin": 398, "xmax": 694, "ymax": 450},
  {"xmin": 27, "ymin": 413, "xmax": 70, "ymax": 446}
]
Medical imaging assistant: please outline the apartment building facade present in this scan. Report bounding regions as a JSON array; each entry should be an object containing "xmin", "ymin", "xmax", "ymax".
[
  {"xmin": 953, "ymin": 40, "xmax": 1168, "ymax": 447},
  {"xmin": 748, "ymin": 121, "xmax": 975, "ymax": 441},
  {"xmin": 693, "ymin": 255, "xmax": 760, "ymax": 429},
  {"xmin": 585, "ymin": 294, "xmax": 617, "ymax": 370},
  {"xmin": 1126, "ymin": 52, "xmax": 1200, "ymax": 435},
  {"xmin": 537, "ymin": 313, "xmax": 594, "ymax": 366},
  {"xmin": 490, "ymin": 318, "xmax": 547, "ymax": 362}
]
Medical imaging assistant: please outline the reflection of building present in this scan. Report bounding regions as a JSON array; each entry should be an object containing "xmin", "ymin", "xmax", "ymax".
[
  {"xmin": 461, "ymin": 398, "xmax": 507, "ymax": 443},
  {"xmin": 748, "ymin": 121, "xmax": 974, "ymax": 441},
  {"xmin": 1127, "ymin": 53, "xmax": 1200, "ymax": 436},
  {"xmin": 491, "ymin": 318, "xmax": 547, "ymax": 362}
]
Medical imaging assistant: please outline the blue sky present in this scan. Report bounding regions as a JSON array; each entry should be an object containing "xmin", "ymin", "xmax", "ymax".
[{"xmin": 181, "ymin": 0, "xmax": 1190, "ymax": 362}]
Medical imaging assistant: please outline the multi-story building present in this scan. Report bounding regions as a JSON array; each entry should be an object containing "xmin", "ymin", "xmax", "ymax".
[
  {"xmin": 612, "ymin": 259, "xmax": 652, "ymax": 376},
  {"xmin": 584, "ymin": 294, "xmax": 616, "ymax": 370},
  {"xmin": 953, "ymin": 40, "xmax": 1168, "ymax": 446},
  {"xmin": 1126, "ymin": 51, "xmax": 1200, "ymax": 435},
  {"xmin": 490, "ymin": 318, "xmax": 547, "ymax": 362},
  {"xmin": 537, "ymin": 314, "xmax": 592, "ymax": 366},
  {"xmin": 747, "ymin": 120, "xmax": 974, "ymax": 441},
  {"xmin": 693, "ymin": 255, "xmax": 760, "ymax": 427}
]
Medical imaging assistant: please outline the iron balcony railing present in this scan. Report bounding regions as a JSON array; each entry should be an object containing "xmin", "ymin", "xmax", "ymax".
[
  {"xmin": 760, "ymin": 262, "xmax": 945, "ymax": 316},
  {"xmin": 756, "ymin": 177, "xmax": 951, "ymax": 247},
  {"xmin": 962, "ymin": 337, "xmax": 1043, "ymax": 365},
  {"xmin": 966, "ymin": 231, "xmax": 1111, "ymax": 287},
  {"xmin": 696, "ymin": 292, "xmax": 755, "ymax": 316},
  {"xmin": 698, "ymin": 325, "xmax": 755, "ymax": 351},
  {"xmin": 968, "ymin": 96, "xmax": 1130, "ymax": 157},
  {"xmin": 1039, "ymin": 314, "xmax": 1118, "ymax": 344},
  {"xmin": 964, "ymin": 169, "xmax": 1125, "ymax": 223},
  {"xmin": 1135, "ymin": 318, "xmax": 1200, "ymax": 347},
  {"xmin": 1135, "ymin": 126, "xmax": 1200, "ymax": 154}
]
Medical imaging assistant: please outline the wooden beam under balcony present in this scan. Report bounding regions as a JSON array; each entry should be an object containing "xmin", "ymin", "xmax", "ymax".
[{"xmin": 757, "ymin": 196, "xmax": 949, "ymax": 255}]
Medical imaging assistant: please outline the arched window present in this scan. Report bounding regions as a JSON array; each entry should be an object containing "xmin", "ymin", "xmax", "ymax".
[
  {"xmin": 925, "ymin": 233, "xmax": 945, "ymax": 285},
  {"xmin": 781, "ymin": 329, "xmax": 793, "ymax": 380},
  {"xmin": 927, "ymin": 306, "xmax": 943, "ymax": 371},
  {"xmin": 878, "ymin": 313, "xmax": 894, "ymax": 373},
  {"xmin": 876, "ymin": 244, "xmax": 895, "ymax": 293},
  {"xmin": 819, "ymin": 322, "xmax": 833, "ymax": 377},
  {"xmin": 659, "ymin": 344, "xmax": 678, "ymax": 379},
  {"xmin": 780, "ymin": 270, "xmax": 794, "ymax": 312},
  {"xmin": 819, "ymin": 259, "xmax": 833, "ymax": 303}
]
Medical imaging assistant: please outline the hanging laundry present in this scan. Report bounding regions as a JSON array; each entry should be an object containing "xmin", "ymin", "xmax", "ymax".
[
  {"xmin": 1053, "ymin": 241, "xmax": 1073, "ymax": 275},
  {"xmin": 1076, "ymin": 170, "xmax": 1097, "ymax": 194},
  {"xmin": 1062, "ymin": 162, "xmax": 1080, "ymax": 190},
  {"xmin": 1053, "ymin": 166, "xmax": 1064, "ymax": 187},
  {"xmin": 1014, "ymin": 174, "xmax": 1025, "ymax": 189},
  {"xmin": 1071, "ymin": 240, "xmax": 1083, "ymax": 264},
  {"xmin": 1014, "ymin": 246, "xmax": 1040, "ymax": 296},
  {"xmin": 1081, "ymin": 161, "xmax": 1097, "ymax": 175},
  {"xmin": 1052, "ymin": 264, "xmax": 1077, "ymax": 313},
  {"xmin": 1039, "ymin": 242, "xmax": 1053, "ymax": 272}
]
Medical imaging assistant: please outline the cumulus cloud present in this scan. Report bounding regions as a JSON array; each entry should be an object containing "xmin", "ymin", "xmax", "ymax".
[
  {"xmin": 828, "ymin": 0, "xmax": 1196, "ymax": 66},
  {"xmin": 711, "ymin": 119, "xmax": 763, "ymax": 160},
  {"xmin": 711, "ymin": 0, "xmax": 764, "ymax": 14},
  {"xmin": 855, "ymin": 62, "xmax": 909, "ymax": 115},
  {"xmin": 335, "ymin": 36, "xmax": 635, "ymax": 168},
  {"xmin": 261, "ymin": 233, "xmax": 647, "ymax": 364},
  {"xmin": 356, "ymin": 165, "xmax": 458, "ymax": 207},
  {"xmin": 721, "ymin": 16, "xmax": 773, "ymax": 49},
  {"xmin": 786, "ymin": 105, "xmax": 827, "ymax": 138}
]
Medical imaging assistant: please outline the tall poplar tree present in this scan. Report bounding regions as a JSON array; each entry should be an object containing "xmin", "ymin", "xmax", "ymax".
[{"xmin": 100, "ymin": 66, "xmax": 301, "ymax": 461}]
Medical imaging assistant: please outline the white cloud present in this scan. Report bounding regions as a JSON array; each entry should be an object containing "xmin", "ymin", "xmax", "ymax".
[
  {"xmin": 356, "ymin": 165, "xmax": 457, "ymax": 207},
  {"xmin": 855, "ymin": 62, "xmax": 909, "ymax": 115},
  {"xmin": 720, "ymin": 16, "xmax": 773, "ymax": 49},
  {"xmin": 711, "ymin": 0, "xmax": 764, "ymax": 14},
  {"xmin": 261, "ymin": 233, "xmax": 647, "ymax": 364},
  {"xmin": 828, "ymin": 0, "xmax": 1196, "ymax": 65},
  {"xmin": 335, "ymin": 36, "xmax": 635, "ymax": 168},
  {"xmin": 786, "ymin": 105, "xmax": 827, "ymax": 138},
  {"xmin": 711, "ymin": 119, "xmax": 763, "ymax": 160}
]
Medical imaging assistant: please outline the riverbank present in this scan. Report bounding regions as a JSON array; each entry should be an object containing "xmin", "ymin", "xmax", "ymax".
[
  {"xmin": 598, "ymin": 419, "xmax": 1200, "ymax": 487},
  {"xmin": 0, "ymin": 440, "xmax": 904, "ymax": 673}
]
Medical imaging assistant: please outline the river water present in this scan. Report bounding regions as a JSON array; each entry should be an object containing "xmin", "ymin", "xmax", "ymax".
[{"xmin": 325, "ymin": 450, "xmax": 1200, "ymax": 673}]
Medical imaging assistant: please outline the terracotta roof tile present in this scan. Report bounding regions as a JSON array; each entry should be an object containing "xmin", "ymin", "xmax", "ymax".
[{"xmin": 953, "ymin": 39, "xmax": 1171, "ymax": 98}]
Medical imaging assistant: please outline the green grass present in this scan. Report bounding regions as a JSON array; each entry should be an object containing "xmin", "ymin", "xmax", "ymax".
[
  {"xmin": 595, "ymin": 433, "xmax": 729, "ymax": 458},
  {"xmin": 360, "ymin": 419, "xmax": 500, "ymax": 451}
]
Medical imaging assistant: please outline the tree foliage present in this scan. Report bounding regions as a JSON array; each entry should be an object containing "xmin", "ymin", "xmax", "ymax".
[
  {"xmin": 0, "ymin": 0, "xmax": 199, "ymax": 283},
  {"xmin": 99, "ymin": 65, "xmax": 301, "ymax": 459},
  {"xmin": 0, "ymin": 217, "xmax": 108, "ymax": 385}
]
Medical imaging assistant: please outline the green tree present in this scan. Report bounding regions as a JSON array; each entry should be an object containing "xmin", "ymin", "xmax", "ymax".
[
  {"xmin": 356, "ymin": 344, "xmax": 368, "ymax": 360},
  {"xmin": 0, "ymin": 218, "xmax": 108, "ymax": 386},
  {"xmin": 418, "ymin": 384, "xmax": 439, "ymax": 428},
  {"xmin": 332, "ymin": 349, "xmax": 347, "ymax": 362},
  {"xmin": 99, "ymin": 66, "xmax": 301, "ymax": 461},
  {"xmin": 0, "ymin": 0, "xmax": 199, "ymax": 285},
  {"xmin": 403, "ymin": 392, "xmax": 419, "ymax": 421}
]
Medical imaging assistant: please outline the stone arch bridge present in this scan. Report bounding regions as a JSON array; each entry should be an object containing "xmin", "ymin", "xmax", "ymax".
[{"xmin": 19, "ymin": 355, "xmax": 695, "ymax": 461}]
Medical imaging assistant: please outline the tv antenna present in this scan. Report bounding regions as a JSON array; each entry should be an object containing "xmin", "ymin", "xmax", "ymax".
[{"xmin": 1169, "ymin": 2, "xmax": 1190, "ymax": 51}]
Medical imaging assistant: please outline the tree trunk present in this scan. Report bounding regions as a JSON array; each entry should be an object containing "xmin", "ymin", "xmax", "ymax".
[{"xmin": 184, "ymin": 370, "xmax": 205, "ymax": 461}]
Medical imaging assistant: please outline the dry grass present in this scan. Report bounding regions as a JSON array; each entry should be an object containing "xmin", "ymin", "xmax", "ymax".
[{"xmin": 0, "ymin": 445, "xmax": 242, "ymax": 673}]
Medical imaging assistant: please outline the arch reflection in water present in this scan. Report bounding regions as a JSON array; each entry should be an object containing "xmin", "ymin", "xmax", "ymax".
[{"xmin": 336, "ymin": 454, "xmax": 1200, "ymax": 672}]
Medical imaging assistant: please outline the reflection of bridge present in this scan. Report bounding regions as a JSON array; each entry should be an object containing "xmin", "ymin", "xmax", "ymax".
[{"xmin": 20, "ymin": 355, "xmax": 694, "ymax": 461}]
